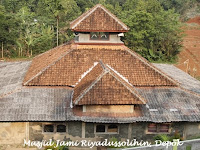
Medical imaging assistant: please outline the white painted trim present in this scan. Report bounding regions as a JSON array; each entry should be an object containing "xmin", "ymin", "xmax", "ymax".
[
  {"xmin": 108, "ymin": 71, "xmax": 146, "ymax": 104},
  {"xmin": 71, "ymin": 5, "xmax": 100, "ymax": 29},
  {"xmin": 71, "ymin": 4, "xmax": 128, "ymax": 30},
  {"xmin": 106, "ymin": 64, "xmax": 132, "ymax": 86},
  {"xmin": 75, "ymin": 62, "xmax": 98, "ymax": 85},
  {"xmin": 82, "ymin": 122, "xmax": 86, "ymax": 138},
  {"xmin": 83, "ymin": 106, "xmax": 86, "ymax": 112},
  {"xmin": 74, "ymin": 70, "xmax": 108, "ymax": 105},
  {"xmin": 130, "ymin": 105, "xmax": 134, "ymax": 113}
]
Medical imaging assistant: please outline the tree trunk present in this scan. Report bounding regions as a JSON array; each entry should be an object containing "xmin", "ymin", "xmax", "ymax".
[
  {"xmin": 56, "ymin": 16, "xmax": 59, "ymax": 46},
  {"xmin": 1, "ymin": 42, "xmax": 3, "ymax": 58},
  {"xmin": 21, "ymin": 47, "xmax": 23, "ymax": 57},
  {"xmin": 27, "ymin": 45, "xmax": 29, "ymax": 57},
  {"xmin": 18, "ymin": 48, "xmax": 20, "ymax": 57}
]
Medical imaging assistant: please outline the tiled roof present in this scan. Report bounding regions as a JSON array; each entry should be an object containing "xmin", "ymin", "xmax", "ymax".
[
  {"xmin": 72, "ymin": 61, "xmax": 146, "ymax": 105},
  {"xmin": 23, "ymin": 44, "xmax": 178, "ymax": 87},
  {"xmin": 23, "ymin": 43, "xmax": 73, "ymax": 85},
  {"xmin": 0, "ymin": 62, "xmax": 200, "ymax": 122},
  {"xmin": 0, "ymin": 61, "xmax": 73, "ymax": 121},
  {"xmin": 70, "ymin": 4, "xmax": 129, "ymax": 32}
]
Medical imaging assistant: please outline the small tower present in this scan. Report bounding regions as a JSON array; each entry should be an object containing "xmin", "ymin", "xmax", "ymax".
[{"xmin": 70, "ymin": 4, "xmax": 129, "ymax": 45}]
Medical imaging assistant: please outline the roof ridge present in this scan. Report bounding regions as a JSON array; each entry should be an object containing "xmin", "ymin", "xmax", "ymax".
[
  {"xmin": 24, "ymin": 48, "xmax": 75, "ymax": 85},
  {"xmin": 179, "ymin": 86, "xmax": 200, "ymax": 98},
  {"xmin": 99, "ymin": 4, "xmax": 129, "ymax": 30},
  {"xmin": 70, "ymin": 4, "xmax": 128, "ymax": 30},
  {"xmin": 99, "ymin": 60, "xmax": 107, "ymax": 70},
  {"xmin": 124, "ymin": 46, "xmax": 179, "ymax": 86},
  {"xmin": 70, "ymin": 4, "xmax": 99, "ymax": 26},
  {"xmin": 74, "ymin": 68, "xmax": 108, "ymax": 105},
  {"xmin": 106, "ymin": 64, "xmax": 132, "ymax": 86},
  {"xmin": 73, "ymin": 61, "xmax": 99, "ymax": 87},
  {"xmin": 74, "ymin": 62, "xmax": 146, "ymax": 105},
  {"xmin": 34, "ymin": 43, "xmax": 67, "ymax": 59},
  {"xmin": 107, "ymin": 66, "xmax": 146, "ymax": 104},
  {"xmin": 70, "ymin": 4, "xmax": 100, "ymax": 29},
  {"xmin": 0, "ymin": 88, "xmax": 22, "ymax": 99}
]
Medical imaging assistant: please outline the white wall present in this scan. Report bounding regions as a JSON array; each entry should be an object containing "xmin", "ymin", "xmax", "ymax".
[{"xmin": 76, "ymin": 33, "xmax": 123, "ymax": 44}]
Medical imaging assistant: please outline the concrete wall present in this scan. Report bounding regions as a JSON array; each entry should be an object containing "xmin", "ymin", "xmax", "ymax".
[
  {"xmin": 0, "ymin": 121, "xmax": 200, "ymax": 149},
  {"xmin": 85, "ymin": 105, "xmax": 134, "ymax": 113},
  {"xmin": 76, "ymin": 33, "xmax": 123, "ymax": 44},
  {"xmin": 184, "ymin": 122, "xmax": 200, "ymax": 139},
  {"xmin": 0, "ymin": 122, "xmax": 27, "ymax": 145},
  {"xmin": 29, "ymin": 122, "xmax": 83, "ymax": 142},
  {"xmin": 131, "ymin": 122, "xmax": 185, "ymax": 142},
  {"xmin": 85, "ymin": 123, "xmax": 129, "ymax": 140}
]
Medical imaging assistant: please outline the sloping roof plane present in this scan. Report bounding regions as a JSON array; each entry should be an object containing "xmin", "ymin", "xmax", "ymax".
[
  {"xmin": 23, "ymin": 44, "xmax": 178, "ymax": 87},
  {"xmin": 70, "ymin": 4, "xmax": 129, "ymax": 32},
  {"xmin": 1, "ymin": 4, "xmax": 200, "ymax": 123},
  {"xmin": 72, "ymin": 61, "xmax": 146, "ymax": 105},
  {"xmin": 0, "ymin": 61, "xmax": 200, "ymax": 122}
]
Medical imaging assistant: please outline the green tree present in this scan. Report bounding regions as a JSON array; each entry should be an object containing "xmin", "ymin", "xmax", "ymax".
[
  {"xmin": 39, "ymin": 0, "xmax": 81, "ymax": 46},
  {"xmin": 120, "ymin": 0, "xmax": 183, "ymax": 62},
  {"xmin": 0, "ymin": 5, "xmax": 19, "ymax": 58}
]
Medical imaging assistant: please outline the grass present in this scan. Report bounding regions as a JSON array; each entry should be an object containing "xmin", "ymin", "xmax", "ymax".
[
  {"xmin": 186, "ymin": 145, "xmax": 192, "ymax": 150},
  {"xmin": 196, "ymin": 76, "xmax": 200, "ymax": 81},
  {"xmin": 0, "ymin": 57, "xmax": 33, "ymax": 62}
]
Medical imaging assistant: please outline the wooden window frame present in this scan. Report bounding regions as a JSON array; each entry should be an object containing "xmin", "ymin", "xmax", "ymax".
[
  {"xmin": 43, "ymin": 123, "xmax": 54, "ymax": 134},
  {"xmin": 42, "ymin": 123, "xmax": 67, "ymax": 134},
  {"xmin": 146, "ymin": 123, "xmax": 171, "ymax": 134},
  {"xmin": 94, "ymin": 124, "xmax": 119, "ymax": 134},
  {"xmin": 90, "ymin": 32, "xmax": 110, "ymax": 41},
  {"xmin": 56, "ymin": 124, "xmax": 67, "ymax": 133}
]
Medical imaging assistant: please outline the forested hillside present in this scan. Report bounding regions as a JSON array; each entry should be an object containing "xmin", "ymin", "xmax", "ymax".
[{"xmin": 0, "ymin": 0, "xmax": 199, "ymax": 62}]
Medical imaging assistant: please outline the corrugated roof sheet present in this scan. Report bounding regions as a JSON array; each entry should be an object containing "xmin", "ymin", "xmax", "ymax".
[
  {"xmin": 136, "ymin": 87, "xmax": 200, "ymax": 122},
  {"xmin": 154, "ymin": 63, "xmax": 200, "ymax": 94},
  {"xmin": 0, "ymin": 87, "xmax": 72, "ymax": 121},
  {"xmin": 0, "ymin": 61, "xmax": 31, "ymax": 98},
  {"xmin": 1, "ymin": 61, "xmax": 200, "ymax": 122}
]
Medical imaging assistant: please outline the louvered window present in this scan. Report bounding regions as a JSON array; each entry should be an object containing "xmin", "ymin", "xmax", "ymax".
[{"xmin": 147, "ymin": 123, "xmax": 170, "ymax": 133}]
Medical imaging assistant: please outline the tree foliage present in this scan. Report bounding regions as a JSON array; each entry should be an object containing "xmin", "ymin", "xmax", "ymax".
[
  {"xmin": 115, "ymin": 0, "xmax": 183, "ymax": 62},
  {"xmin": 0, "ymin": 0, "xmax": 189, "ymax": 63}
]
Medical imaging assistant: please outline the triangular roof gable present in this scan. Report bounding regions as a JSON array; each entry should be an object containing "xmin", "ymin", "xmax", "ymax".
[
  {"xmin": 70, "ymin": 4, "xmax": 129, "ymax": 32},
  {"xmin": 72, "ymin": 61, "xmax": 146, "ymax": 106}
]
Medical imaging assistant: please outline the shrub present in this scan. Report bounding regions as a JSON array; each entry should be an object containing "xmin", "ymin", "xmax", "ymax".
[{"xmin": 44, "ymin": 143, "xmax": 68, "ymax": 150}]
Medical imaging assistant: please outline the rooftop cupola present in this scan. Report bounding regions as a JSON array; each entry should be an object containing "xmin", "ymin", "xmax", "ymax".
[{"xmin": 70, "ymin": 4, "xmax": 129, "ymax": 45}]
